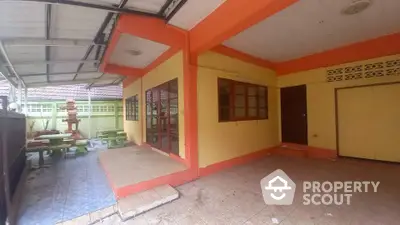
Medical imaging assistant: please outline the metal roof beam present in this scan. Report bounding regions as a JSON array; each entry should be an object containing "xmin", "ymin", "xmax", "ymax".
[
  {"xmin": 73, "ymin": 0, "xmax": 128, "ymax": 81},
  {"xmin": 45, "ymin": 4, "xmax": 52, "ymax": 83},
  {"xmin": 1, "ymin": 38, "xmax": 106, "ymax": 47},
  {"xmin": 0, "ymin": 41, "xmax": 26, "ymax": 87},
  {"xmin": 0, "ymin": 0, "xmax": 164, "ymax": 19},
  {"xmin": 4, "ymin": 59, "xmax": 100, "ymax": 67},
  {"xmin": 17, "ymin": 71, "xmax": 99, "ymax": 77},
  {"xmin": 27, "ymin": 78, "xmax": 117, "ymax": 88},
  {"xmin": 0, "ymin": 71, "xmax": 17, "ymax": 87}
]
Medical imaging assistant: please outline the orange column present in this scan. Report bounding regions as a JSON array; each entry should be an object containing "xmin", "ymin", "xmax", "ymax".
[{"xmin": 183, "ymin": 34, "xmax": 199, "ymax": 172}]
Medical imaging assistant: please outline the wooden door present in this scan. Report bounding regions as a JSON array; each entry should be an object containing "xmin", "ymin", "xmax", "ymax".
[{"xmin": 280, "ymin": 85, "xmax": 308, "ymax": 145}]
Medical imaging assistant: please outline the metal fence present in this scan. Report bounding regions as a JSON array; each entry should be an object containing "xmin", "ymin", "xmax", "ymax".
[{"xmin": 0, "ymin": 96, "xmax": 26, "ymax": 225}]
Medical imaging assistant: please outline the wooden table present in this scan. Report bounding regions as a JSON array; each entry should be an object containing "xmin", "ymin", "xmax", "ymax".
[{"xmin": 31, "ymin": 134, "xmax": 73, "ymax": 167}]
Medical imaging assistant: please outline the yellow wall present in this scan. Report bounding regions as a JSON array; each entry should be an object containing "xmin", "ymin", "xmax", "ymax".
[
  {"xmin": 123, "ymin": 51, "xmax": 186, "ymax": 157},
  {"xmin": 197, "ymin": 51, "xmax": 280, "ymax": 167},
  {"xmin": 278, "ymin": 54, "xmax": 400, "ymax": 151},
  {"xmin": 123, "ymin": 79, "xmax": 142, "ymax": 144}
]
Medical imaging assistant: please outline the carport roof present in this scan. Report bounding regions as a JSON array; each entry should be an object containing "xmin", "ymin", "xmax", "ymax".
[
  {"xmin": 0, "ymin": 0, "xmax": 205, "ymax": 88},
  {"xmin": 0, "ymin": 80, "xmax": 122, "ymax": 101}
]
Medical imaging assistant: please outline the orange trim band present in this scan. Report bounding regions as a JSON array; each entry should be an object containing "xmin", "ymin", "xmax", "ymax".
[
  {"xmin": 103, "ymin": 64, "xmax": 146, "ymax": 77},
  {"xmin": 276, "ymin": 32, "xmax": 400, "ymax": 75},
  {"xmin": 280, "ymin": 142, "xmax": 337, "ymax": 159},
  {"xmin": 117, "ymin": 14, "xmax": 186, "ymax": 47},
  {"xmin": 190, "ymin": 0, "xmax": 298, "ymax": 54},
  {"xmin": 199, "ymin": 147, "xmax": 275, "ymax": 177},
  {"xmin": 212, "ymin": 45, "xmax": 275, "ymax": 70}
]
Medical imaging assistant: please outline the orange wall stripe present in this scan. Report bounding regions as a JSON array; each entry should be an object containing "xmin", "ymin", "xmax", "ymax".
[
  {"xmin": 189, "ymin": 0, "xmax": 298, "ymax": 54},
  {"xmin": 199, "ymin": 147, "xmax": 275, "ymax": 177},
  {"xmin": 276, "ymin": 32, "xmax": 400, "ymax": 75},
  {"xmin": 117, "ymin": 14, "xmax": 186, "ymax": 47},
  {"xmin": 103, "ymin": 64, "xmax": 146, "ymax": 77},
  {"xmin": 212, "ymin": 45, "xmax": 275, "ymax": 70}
]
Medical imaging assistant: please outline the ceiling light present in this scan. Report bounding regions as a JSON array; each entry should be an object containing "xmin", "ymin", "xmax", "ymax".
[
  {"xmin": 341, "ymin": 0, "xmax": 372, "ymax": 15},
  {"xmin": 125, "ymin": 49, "xmax": 142, "ymax": 56}
]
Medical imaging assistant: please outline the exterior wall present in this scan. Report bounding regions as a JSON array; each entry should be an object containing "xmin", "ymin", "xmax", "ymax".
[
  {"xmin": 123, "ymin": 79, "xmax": 142, "ymax": 144},
  {"xmin": 26, "ymin": 100, "xmax": 123, "ymax": 138},
  {"xmin": 277, "ymin": 54, "xmax": 400, "ymax": 151},
  {"xmin": 123, "ymin": 51, "xmax": 186, "ymax": 157},
  {"xmin": 197, "ymin": 51, "xmax": 280, "ymax": 168}
]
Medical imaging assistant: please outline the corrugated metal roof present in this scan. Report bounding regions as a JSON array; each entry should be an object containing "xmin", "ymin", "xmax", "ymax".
[{"xmin": 0, "ymin": 80, "xmax": 122, "ymax": 101}]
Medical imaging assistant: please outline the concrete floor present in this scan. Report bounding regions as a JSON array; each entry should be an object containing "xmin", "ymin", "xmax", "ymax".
[
  {"xmin": 17, "ymin": 150, "xmax": 116, "ymax": 225},
  {"xmin": 90, "ymin": 155, "xmax": 400, "ymax": 225},
  {"xmin": 99, "ymin": 146, "xmax": 187, "ymax": 188}
]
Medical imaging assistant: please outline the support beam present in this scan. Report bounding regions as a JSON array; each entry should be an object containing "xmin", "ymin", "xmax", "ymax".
[
  {"xmin": 103, "ymin": 64, "xmax": 146, "ymax": 77},
  {"xmin": 1, "ymin": 38, "xmax": 105, "ymax": 47},
  {"xmin": 0, "ymin": 41, "xmax": 26, "ymax": 87},
  {"xmin": 18, "ymin": 80, "xmax": 22, "ymax": 112},
  {"xmin": 18, "ymin": 71, "xmax": 99, "ymax": 77},
  {"xmin": 88, "ymin": 89, "xmax": 92, "ymax": 139},
  {"xmin": 45, "ymin": 4, "xmax": 52, "ymax": 83},
  {"xmin": 0, "ymin": 71, "xmax": 17, "ymax": 87},
  {"xmin": 189, "ymin": 0, "xmax": 298, "ymax": 54},
  {"xmin": 0, "ymin": 0, "xmax": 164, "ymax": 19},
  {"xmin": 275, "ymin": 32, "xmax": 400, "ymax": 75},
  {"xmin": 26, "ymin": 78, "xmax": 115, "ymax": 87},
  {"xmin": 24, "ymin": 88, "xmax": 28, "ymax": 115},
  {"xmin": 4, "ymin": 59, "xmax": 100, "ymax": 67}
]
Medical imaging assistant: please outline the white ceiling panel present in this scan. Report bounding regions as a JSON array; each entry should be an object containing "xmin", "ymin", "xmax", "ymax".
[
  {"xmin": 80, "ymin": 62, "xmax": 99, "ymax": 72},
  {"xmin": 4, "ymin": 46, "xmax": 45, "ymax": 62},
  {"xmin": 103, "ymin": 74, "xmax": 121, "ymax": 79},
  {"xmin": 51, "ymin": 46, "xmax": 89, "ymax": 61},
  {"xmin": 49, "ymin": 74, "xmax": 75, "ymax": 82},
  {"xmin": 125, "ymin": 0, "xmax": 167, "ymax": 13},
  {"xmin": 22, "ymin": 75, "xmax": 47, "ymax": 84},
  {"xmin": 168, "ymin": 0, "xmax": 225, "ymax": 30},
  {"xmin": 50, "ymin": 63, "xmax": 80, "ymax": 73},
  {"xmin": 223, "ymin": 0, "xmax": 400, "ymax": 62},
  {"xmin": 109, "ymin": 34, "xmax": 169, "ymax": 68},
  {"xmin": 14, "ymin": 64, "xmax": 46, "ymax": 75},
  {"xmin": 51, "ymin": 4, "xmax": 109, "ymax": 39},
  {"xmin": 0, "ymin": 2, "xmax": 45, "ymax": 38},
  {"xmin": 76, "ymin": 72, "xmax": 103, "ymax": 80}
]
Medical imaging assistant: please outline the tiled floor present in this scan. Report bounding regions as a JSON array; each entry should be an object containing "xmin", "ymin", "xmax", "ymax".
[
  {"xmin": 17, "ymin": 150, "xmax": 116, "ymax": 225},
  {"xmin": 92, "ymin": 155, "xmax": 400, "ymax": 225},
  {"xmin": 99, "ymin": 146, "xmax": 187, "ymax": 188}
]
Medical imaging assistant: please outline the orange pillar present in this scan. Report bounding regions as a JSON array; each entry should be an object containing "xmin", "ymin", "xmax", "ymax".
[{"xmin": 183, "ymin": 34, "xmax": 199, "ymax": 173}]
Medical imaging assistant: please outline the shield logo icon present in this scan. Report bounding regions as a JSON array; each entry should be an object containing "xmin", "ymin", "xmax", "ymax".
[{"xmin": 260, "ymin": 169, "xmax": 296, "ymax": 205}]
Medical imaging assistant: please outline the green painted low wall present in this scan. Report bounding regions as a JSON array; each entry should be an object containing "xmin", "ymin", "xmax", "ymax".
[{"xmin": 26, "ymin": 100, "xmax": 123, "ymax": 138}]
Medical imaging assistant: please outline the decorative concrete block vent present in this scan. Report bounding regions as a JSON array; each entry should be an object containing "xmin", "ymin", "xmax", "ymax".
[{"xmin": 117, "ymin": 184, "xmax": 180, "ymax": 221}]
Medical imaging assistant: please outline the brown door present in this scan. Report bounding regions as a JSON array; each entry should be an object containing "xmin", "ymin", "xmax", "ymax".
[{"xmin": 280, "ymin": 85, "xmax": 308, "ymax": 145}]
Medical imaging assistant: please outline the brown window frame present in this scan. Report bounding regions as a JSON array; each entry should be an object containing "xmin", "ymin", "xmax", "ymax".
[
  {"xmin": 126, "ymin": 95, "xmax": 139, "ymax": 121},
  {"xmin": 218, "ymin": 78, "xmax": 268, "ymax": 122}
]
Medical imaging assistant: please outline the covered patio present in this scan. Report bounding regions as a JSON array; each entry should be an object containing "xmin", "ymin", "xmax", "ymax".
[{"xmin": 1, "ymin": 0, "xmax": 400, "ymax": 224}]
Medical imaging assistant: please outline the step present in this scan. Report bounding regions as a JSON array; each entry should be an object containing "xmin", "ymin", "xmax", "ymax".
[{"xmin": 117, "ymin": 184, "xmax": 179, "ymax": 221}]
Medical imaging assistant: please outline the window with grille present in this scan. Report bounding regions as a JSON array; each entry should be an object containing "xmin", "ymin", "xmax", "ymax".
[
  {"xmin": 126, "ymin": 95, "xmax": 139, "ymax": 121},
  {"xmin": 218, "ymin": 78, "xmax": 268, "ymax": 122}
]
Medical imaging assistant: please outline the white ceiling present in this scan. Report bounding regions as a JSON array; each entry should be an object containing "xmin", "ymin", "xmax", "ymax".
[
  {"xmin": 223, "ymin": 0, "xmax": 400, "ymax": 62},
  {"xmin": 168, "ymin": 0, "xmax": 225, "ymax": 30},
  {"xmin": 109, "ymin": 33, "xmax": 169, "ymax": 68}
]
